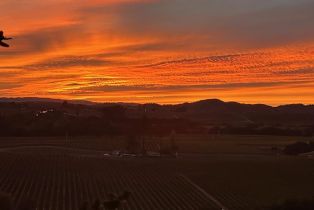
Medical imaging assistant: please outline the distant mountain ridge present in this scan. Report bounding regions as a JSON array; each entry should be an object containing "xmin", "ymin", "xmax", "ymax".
[
  {"xmin": 1, "ymin": 97, "xmax": 314, "ymax": 136},
  {"xmin": 0, "ymin": 97, "xmax": 313, "ymax": 108},
  {"xmin": 177, "ymin": 99, "xmax": 314, "ymax": 123},
  {"xmin": 1, "ymin": 97, "xmax": 314, "ymax": 125}
]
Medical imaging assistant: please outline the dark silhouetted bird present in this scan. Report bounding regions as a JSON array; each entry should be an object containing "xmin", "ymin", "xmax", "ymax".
[{"xmin": 0, "ymin": 31, "xmax": 12, "ymax": 47}]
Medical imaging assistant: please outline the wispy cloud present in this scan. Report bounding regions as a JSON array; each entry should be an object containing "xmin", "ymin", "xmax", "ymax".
[
  {"xmin": 24, "ymin": 56, "xmax": 109, "ymax": 70},
  {"xmin": 0, "ymin": 0, "xmax": 313, "ymax": 104}
]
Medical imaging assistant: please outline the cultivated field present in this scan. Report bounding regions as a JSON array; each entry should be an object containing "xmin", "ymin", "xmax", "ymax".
[
  {"xmin": 0, "ymin": 148, "xmax": 219, "ymax": 210},
  {"xmin": 0, "ymin": 135, "xmax": 313, "ymax": 210},
  {"xmin": 177, "ymin": 155, "xmax": 314, "ymax": 209}
]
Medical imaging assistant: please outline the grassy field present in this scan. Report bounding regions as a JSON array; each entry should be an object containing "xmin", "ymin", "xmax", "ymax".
[{"xmin": 0, "ymin": 135, "xmax": 313, "ymax": 210}]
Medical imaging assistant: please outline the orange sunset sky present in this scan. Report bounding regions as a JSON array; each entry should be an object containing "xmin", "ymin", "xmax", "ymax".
[{"xmin": 0, "ymin": 0, "xmax": 313, "ymax": 105}]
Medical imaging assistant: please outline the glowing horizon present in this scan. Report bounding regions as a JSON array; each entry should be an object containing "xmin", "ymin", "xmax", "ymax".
[{"xmin": 1, "ymin": 0, "xmax": 314, "ymax": 105}]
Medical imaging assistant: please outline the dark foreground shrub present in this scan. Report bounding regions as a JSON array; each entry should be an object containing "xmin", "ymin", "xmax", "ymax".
[
  {"xmin": 283, "ymin": 141, "xmax": 314, "ymax": 155},
  {"xmin": 0, "ymin": 192, "xmax": 12, "ymax": 210},
  {"xmin": 17, "ymin": 199, "xmax": 36, "ymax": 210},
  {"xmin": 268, "ymin": 198, "xmax": 314, "ymax": 210}
]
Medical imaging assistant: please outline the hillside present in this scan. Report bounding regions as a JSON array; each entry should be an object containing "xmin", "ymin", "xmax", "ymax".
[{"xmin": 0, "ymin": 98, "xmax": 313, "ymax": 137}]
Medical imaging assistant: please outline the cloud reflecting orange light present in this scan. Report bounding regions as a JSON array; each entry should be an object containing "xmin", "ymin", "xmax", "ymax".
[{"xmin": 0, "ymin": 0, "xmax": 313, "ymax": 105}]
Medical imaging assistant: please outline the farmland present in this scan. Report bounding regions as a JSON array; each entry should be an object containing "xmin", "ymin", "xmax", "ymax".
[
  {"xmin": 0, "ymin": 134, "xmax": 310, "ymax": 154},
  {"xmin": 0, "ymin": 148, "xmax": 219, "ymax": 210},
  {"xmin": 0, "ymin": 135, "xmax": 313, "ymax": 210}
]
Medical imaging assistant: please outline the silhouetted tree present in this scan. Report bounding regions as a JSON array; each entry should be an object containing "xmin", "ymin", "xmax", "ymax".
[
  {"xmin": 61, "ymin": 100, "xmax": 69, "ymax": 108},
  {"xmin": 102, "ymin": 106, "xmax": 126, "ymax": 121},
  {"xmin": 103, "ymin": 191, "xmax": 131, "ymax": 210},
  {"xmin": 284, "ymin": 141, "xmax": 314, "ymax": 155},
  {"xmin": 170, "ymin": 130, "xmax": 179, "ymax": 156},
  {"xmin": 91, "ymin": 199, "xmax": 101, "ymax": 210},
  {"xmin": 126, "ymin": 135, "xmax": 140, "ymax": 154}
]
